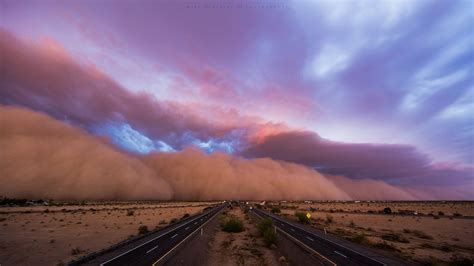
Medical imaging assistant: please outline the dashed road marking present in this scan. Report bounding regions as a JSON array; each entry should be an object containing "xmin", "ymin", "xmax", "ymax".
[
  {"xmin": 306, "ymin": 236, "xmax": 314, "ymax": 241},
  {"xmin": 146, "ymin": 245, "xmax": 159, "ymax": 254},
  {"xmin": 171, "ymin": 234, "xmax": 178, "ymax": 239},
  {"xmin": 334, "ymin": 251, "xmax": 347, "ymax": 258}
]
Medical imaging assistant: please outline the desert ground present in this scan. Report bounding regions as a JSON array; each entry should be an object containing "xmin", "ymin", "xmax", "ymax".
[
  {"xmin": 1, "ymin": 200, "xmax": 473, "ymax": 266},
  {"xmin": 0, "ymin": 201, "xmax": 216, "ymax": 265},
  {"xmin": 262, "ymin": 201, "xmax": 474, "ymax": 265}
]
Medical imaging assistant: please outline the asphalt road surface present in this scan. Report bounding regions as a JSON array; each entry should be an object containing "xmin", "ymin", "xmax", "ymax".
[
  {"xmin": 91, "ymin": 203, "xmax": 226, "ymax": 266},
  {"xmin": 251, "ymin": 207, "xmax": 387, "ymax": 266}
]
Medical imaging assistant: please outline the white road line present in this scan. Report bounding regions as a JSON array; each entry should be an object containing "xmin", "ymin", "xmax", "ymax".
[
  {"xmin": 194, "ymin": 222, "xmax": 197, "ymax": 225},
  {"xmin": 99, "ymin": 206, "xmax": 220, "ymax": 266},
  {"xmin": 334, "ymin": 251, "xmax": 347, "ymax": 258},
  {"xmin": 290, "ymin": 228, "xmax": 295, "ymax": 232},
  {"xmin": 306, "ymin": 236, "xmax": 314, "ymax": 241},
  {"xmin": 185, "ymin": 226, "xmax": 189, "ymax": 230},
  {"xmin": 200, "ymin": 219, "xmax": 203, "ymax": 221},
  {"xmin": 146, "ymin": 245, "xmax": 159, "ymax": 254},
  {"xmin": 260, "ymin": 210, "xmax": 386, "ymax": 266},
  {"xmin": 171, "ymin": 234, "xmax": 178, "ymax": 239},
  {"xmin": 252, "ymin": 210, "xmax": 336, "ymax": 266},
  {"xmin": 152, "ymin": 206, "xmax": 224, "ymax": 266}
]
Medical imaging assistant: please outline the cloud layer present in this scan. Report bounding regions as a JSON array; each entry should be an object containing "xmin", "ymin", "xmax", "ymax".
[
  {"xmin": 244, "ymin": 130, "xmax": 474, "ymax": 187},
  {"xmin": 1, "ymin": 105, "xmax": 426, "ymax": 200}
]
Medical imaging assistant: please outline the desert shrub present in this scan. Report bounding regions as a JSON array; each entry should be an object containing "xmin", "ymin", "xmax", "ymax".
[
  {"xmin": 403, "ymin": 229, "xmax": 411, "ymax": 233},
  {"xmin": 138, "ymin": 225, "xmax": 149, "ymax": 234},
  {"xmin": 222, "ymin": 217, "xmax": 244, "ymax": 233},
  {"xmin": 440, "ymin": 245, "xmax": 453, "ymax": 252},
  {"xmin": 325, "ymin": 214, "xmax": 334, "ymax": 224},
  {"xmin": 438, "ymin": 211, "xmax": 444, "ymax": 216},
  {"xmin": 349, "ymin": 220, "xmax": 355, "ymax": 227},
  {"xmin": 257, "ymin": 218, "xmax": 277, "ymax": 246},
  {"xmin": 169, "ymin": 218, "xmax": 178, "ymax": 224},
  {"xmin": 449, "ymin": 256, "xmax": 472, "ymax": 266},
  {"xmin": 412, "ymin": 230, "xmax": 433, "ymax": 240},
  {"xmin": 351, "ymin": 234, "xmax": 369, "ymax": 244},
  {"xmin": 181, "ymin": 213, "xmax": 190, "ymax": 220},
  {"xmin": 71, "ymin": 247, "xmax": 81, "ymax": 255},
  {"xmin": 271, "ymin": 206, "xmax": 281, "ymax": 213},
  {"xmin": 309, "ymin": 207, "xmax": 316, "ymax": 212},
  {"xmin": 383, "ymin": 207, "xmax": 392, "ymax": 214},
  {"xmin": 372, "ymin": 241, "xmax": 398, "ymax": 251},
  {"xmin": 295, "ymin": 211, "xmax": 310, "ymax": 224},
  {"xmin": 126, "ymin": 210, "xmax": 134, "ymax": 216},
  {"xmin": 0, "ymin": 217, "xmax": 6, "ymax": 222},
  {"xmin": 420, "ymin": 243, "xmax": 435, "ymax": 249},
  {"xmin": 159, "ymin": 220, "xmax": 167, "ymax": 224},
  {"xmin": 243, "ymin": 208, "xmax": 249, "ymax": 214},
  {"xmin": 0, "ymin": 197, "xmax": 27, "ymax": 206},
  {"xmin": 453, "ymin": 212, "xmax": 463, "ymax": 217},
  {"xmin": 381, "ymin": 233, "xmax": 409, "ymax": 243}
]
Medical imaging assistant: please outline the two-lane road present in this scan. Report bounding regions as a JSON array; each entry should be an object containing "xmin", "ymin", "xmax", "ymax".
[
  {"xmin": 252, "ymin": 207, "xmax": 387, "ymax": 266},
  {"xmin": 84, "ymin": 203, "xmax": 226, "ymax": 266}
]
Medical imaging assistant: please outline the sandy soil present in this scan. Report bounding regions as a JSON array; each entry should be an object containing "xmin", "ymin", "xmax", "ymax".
[
  {"xmin": 206, "ymin": 206, "xmax": 283, "ymax": 266},
  {"xmin": 0, "ymin": 202, "xmax": 215, "ymax": 266},
  {"xmin": 266, "ymin": 201, "xmax": 473, "ymax": 265}
]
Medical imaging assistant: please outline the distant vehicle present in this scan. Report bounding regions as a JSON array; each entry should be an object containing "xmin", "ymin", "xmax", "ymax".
[{"xmin": 249, "ymin": 206, "xmax": 253, "ymax": 210}]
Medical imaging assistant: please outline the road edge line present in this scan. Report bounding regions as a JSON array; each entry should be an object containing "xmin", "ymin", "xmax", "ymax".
[
  {"xmin": 151, "ymin": 205, "xmax": 224, "ymax": 265},
  {"xmin": 100, "ymin": 205, "xmax": 219, "ymax": 265},
  {"xmin": 252, "ymin": 209, "xmax": 336, "ymax": 266}
]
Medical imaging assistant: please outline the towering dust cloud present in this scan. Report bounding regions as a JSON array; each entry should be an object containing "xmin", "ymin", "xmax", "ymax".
[{"xmin": 0, "ymin": 105, "xmax": 419, "ymax": 200}]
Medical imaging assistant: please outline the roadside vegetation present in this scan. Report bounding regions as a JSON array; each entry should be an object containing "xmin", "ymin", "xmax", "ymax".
[
  {"xmin": 220, "ymin": 214, "xmax": 244, "ymax": 233},
  {"xmin": 294, "ymin": 211, "xmax": 310, "ymax": 224},
  {"xmin": 256, "ymin": 218, "xmax": 277, "ymax": 247}
]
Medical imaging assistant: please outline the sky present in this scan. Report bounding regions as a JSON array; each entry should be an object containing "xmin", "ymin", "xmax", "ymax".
[{"xmin": 1, "ymin": 0, "xmax": 473, "ymax": 199}]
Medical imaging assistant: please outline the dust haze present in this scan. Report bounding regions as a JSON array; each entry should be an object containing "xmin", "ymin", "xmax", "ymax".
[{"xmin": 1, "ymin": 105, "xmax": 422, "ymax": 200}]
